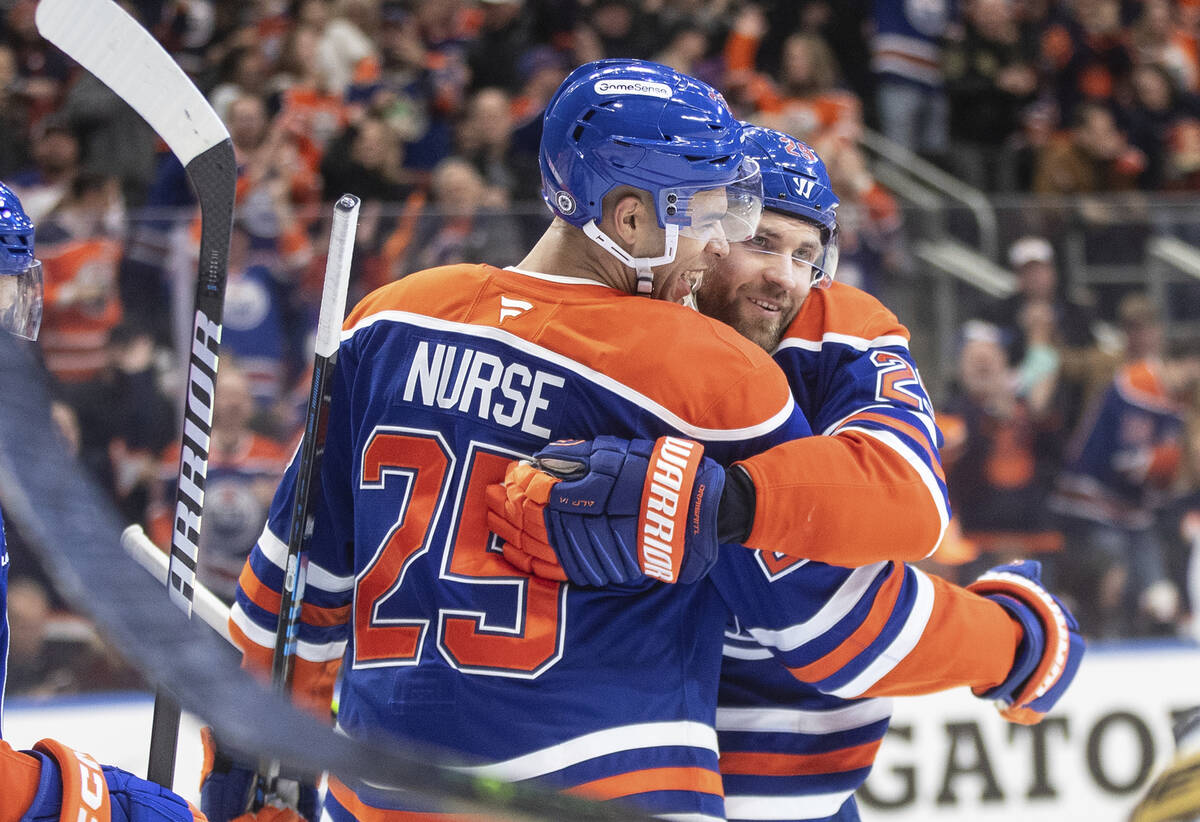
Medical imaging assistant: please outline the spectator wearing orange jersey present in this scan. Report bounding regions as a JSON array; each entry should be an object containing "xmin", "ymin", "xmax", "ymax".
[{"xmin": 35, "ymin": 174, "xmax": 124, "ymax": 383}]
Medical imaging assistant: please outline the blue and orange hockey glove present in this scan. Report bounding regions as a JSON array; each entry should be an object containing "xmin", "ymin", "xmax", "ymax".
[
  {"xmin": 966, "ymin": 560, "xmax": 1085, "ymax": 725},
  {"xmin": 6, "ymin": 737, "xmax": 204, "ymax": 822},
  {"xmin": 486, "ymin": 435, "xmax": 738, "ymax": 586},
  {"xmin": 200, "ymin": 727, "xmax": 318, "ymax": 822}
]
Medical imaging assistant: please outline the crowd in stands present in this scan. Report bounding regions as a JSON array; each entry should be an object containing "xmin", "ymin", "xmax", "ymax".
[{"xmin": 3, "ymin": 0, "xmax": 1200, "ymax": 696}]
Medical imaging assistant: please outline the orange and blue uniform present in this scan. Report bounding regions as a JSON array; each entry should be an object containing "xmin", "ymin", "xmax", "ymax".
[
  {"xmin": 230, "ymin": 264, "xmax": 812, "ymax": 819},
  {"xmin": 717, "ymin": 283, "xmax": 1021, "ymax": 822}
]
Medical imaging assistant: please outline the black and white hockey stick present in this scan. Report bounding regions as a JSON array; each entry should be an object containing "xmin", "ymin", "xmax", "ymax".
[
  {"xmin": 36, "ymin": 0, "xmax": 236, "ymax": 787},
  {"xmin": 255, "ymin": 194, "xmax": 359, "ymax": 803},
  {"xmin": 272, "ymin": 193, "xmax": 359, "ymax": 689},
  {"xmin": 121, "ymin": 524, "xmax": 233, "ymax": 645}
]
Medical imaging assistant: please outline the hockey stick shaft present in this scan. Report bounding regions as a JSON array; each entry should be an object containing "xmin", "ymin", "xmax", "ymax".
[
  {"xmin": 270, "ymin": 194, "xmax": 360, "ymax": 689},
  {"xmin": 121, "ymin": 525, "xmax": 234, "ymax": 646},
  {"xmin": 36, "ymin": 0, "xmax": 236, "ymax": 787}
]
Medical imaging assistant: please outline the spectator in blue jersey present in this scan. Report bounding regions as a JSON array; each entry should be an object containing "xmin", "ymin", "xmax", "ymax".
[
  {"xmin": 1051, "ymin": 293, "xmax": 1197, "ymax": 637},
  {"xmin": 491, "ymin": 125, "xmax": 1085, "ymax": 822},
  {"xmin": 0, "ymin": 180, "xmax": 222, "ymax": 822}
]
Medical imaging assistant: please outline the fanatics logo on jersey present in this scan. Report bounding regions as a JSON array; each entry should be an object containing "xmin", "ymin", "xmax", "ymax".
[
  {"xmin": 593, "ymin": 79, "xmax": 671, "ymax": 99},
  {"xmin": 499, "ymin": 296, "xmax": 533, "ymax": 323}
]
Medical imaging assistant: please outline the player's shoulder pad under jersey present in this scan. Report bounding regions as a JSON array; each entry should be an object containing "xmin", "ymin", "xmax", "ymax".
[
  {"xmin": 783, "ymin": 281, "xmax": 910, "ymax": 346},
  {"xmin": 344, "ymin": 263, "xmax": 495, "ymax": 330}
]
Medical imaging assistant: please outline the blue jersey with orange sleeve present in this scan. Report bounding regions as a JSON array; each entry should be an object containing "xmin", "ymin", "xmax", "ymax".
[
  {"xmin": 715, "ymin": 284, "xmax": 1016, "ymax": 822},
  {"xmin": 1052, "ymin": 360, "xmax": 1185, "ymax": 529},
  {"xmin": 229, "ymin": 264, "xmax": 813, "ymax": 820}
]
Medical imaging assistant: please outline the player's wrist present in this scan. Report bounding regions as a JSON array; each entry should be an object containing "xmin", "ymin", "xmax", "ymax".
[{"xmin": 717, "ymin": 464, "xmax": 755, "ymax": 544}]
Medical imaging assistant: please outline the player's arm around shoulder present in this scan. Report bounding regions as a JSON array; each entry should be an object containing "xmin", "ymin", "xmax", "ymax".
[{"xmin": 736, "ymin": 283, "xmax": 949, "ymax": 564}]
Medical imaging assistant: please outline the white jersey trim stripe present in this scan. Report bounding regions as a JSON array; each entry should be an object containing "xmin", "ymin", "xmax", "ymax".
[
  {"xmin": 822, "ymin": 401, "xmax": 938, "ymax": 444},
  {"xmin": 836, "ymin": 426, "xmax": 949, "ymax": 556},
  {"xmin": 722, "ymin": 644, "xmax": 775, "ymax": 660},
  {"xmin": 746, "ymin": 563, "xmax": 888, "ymax": 652},
  {"xmin": 831, "ymin": 568, "xmax": 936, "ymax": 698},
  {"xmin": 343, "ymin": 309, "xmax": 797, "ymax": 442},
  {"xmin": 229, "ymin": 602, "xmax": 347, "ymax": 663},
  {"xmin": 257, "ymin": 525, "xmax": 355, "ymax": 592},
  {"xmin": 725, "ymin": 789, "xmax": 854, "ymax": 820},
  {"xmin": 716, "ymin": 698, "xmax": 894, "ymax": 734},
  {"xmin": 502, "ymin": 266, "xmax": 621, "ymax": 288},
  {"xmin": 774, "ymin": 332, "xmax": 910, "ymax": 355},
  {"xmin": 452, "ymin": 721, "xmax": 719, "ymax": 781},
  {"xmin": 656, "ymin": 815, "xmax": 725, "ymax": 822}
]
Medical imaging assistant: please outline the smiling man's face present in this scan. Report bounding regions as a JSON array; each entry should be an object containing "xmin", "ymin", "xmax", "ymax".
[{"xmin": 694, "ymin": 209, "xmax": 822, "ymax": 351}]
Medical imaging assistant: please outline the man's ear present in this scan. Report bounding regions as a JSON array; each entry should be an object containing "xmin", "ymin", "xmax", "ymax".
[{"xmin": 609, "ymin": 193, "xmax": 647, "ymax": 246}]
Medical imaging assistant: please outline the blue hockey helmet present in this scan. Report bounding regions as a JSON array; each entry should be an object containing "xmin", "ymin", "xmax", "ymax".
[
  {"xmin": 739, "ymin": 125, "xmax": 839, "ymax": 288},
  {"xmin": 539, "ymin": 59, "xmax": 763, "ymax": 294},
  {"xmin": 0, "ymin": 182, "xmax": 42, "ymax": 340}
]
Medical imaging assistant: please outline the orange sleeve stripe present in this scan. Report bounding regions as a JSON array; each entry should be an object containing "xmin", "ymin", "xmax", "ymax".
[
  {"xmin": 327, "ymin": 778, "xmax": 495, "ymax": 821},
  {"xmin": 720, "ymin": 739, "xmax": 883, "ymax": 776},
  {"xmin": 841, "ymin": 411, "xmax": 945, "ymax": 482},
  {"xmin": 786, "ymin": 566, "xmax": 905, "ymax": 682},
  {"xmin": 864, "ymin": 575, "xmax": 1019, "ymax": 696},
  {"xmin": 566, "ymin": 767, "xmax": 724, "ymax": 801},
  {"xmin": 236, "ymin": 560, "xmax": 350, "ymax": 627},
  {"xmin": 229, "ymin": 620, "xmax": 273, "ymax": 674}
]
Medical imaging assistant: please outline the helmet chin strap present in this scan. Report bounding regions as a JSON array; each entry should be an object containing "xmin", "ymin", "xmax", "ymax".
[{"xmin": 582, "ymin": 221, "xmax": 679, "ymax": 296}]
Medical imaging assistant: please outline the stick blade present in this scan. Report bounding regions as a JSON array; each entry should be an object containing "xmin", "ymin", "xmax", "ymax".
[{"xmin": 35, "ymin": 0, "xmax": 229, "ymax": 165}]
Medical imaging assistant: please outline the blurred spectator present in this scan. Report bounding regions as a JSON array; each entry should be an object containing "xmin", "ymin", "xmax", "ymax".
[
  {"xmin": 150, "ymin": 360, "xmax": 289, "ymax": 602},
  {"xmin": 870, "ymin": 0, "xmax": 955, "ymax": 162},
  {"xmin": 218, "ymin": 222, "xmax": 306, "ymax": 417},
  {"xmin": 8, "ymin": 118, "xmax": 80, "ymax": 222},
  {"xmin": 943, "ymin": 0, "xmax": 1039, "ymax": 190},
  {"xmin": 5, "ymin": 0, "xmax": 71, "ymax": 126},
  {"xmin": 405, "ymin": 157, "xmax": 524, "ymax": 271},
  {"xmin": 36, "ymin": 174, "xmax": 126, "ymax": 384},
  {"xmin": 209, "ymin": 44, "xmax": 275, "ymax": 122},
  {"xmin": 817, "ymin": 137, "xmax": 903, "ymax": 296},
  {"xmin": 1120, "ymin": 62, "xmax": 1200, "ymax": 189},
  {"xmin": 1130, "ymin": 0, "xmax": 1200, "ymax": 94},
  {"xmin": 1164, "ymin": 416, "xmax": 1200, "ymax": 641},
  {"xmin": 271, "ymin": 22, "xmax": 351, "ymax": 191},
  {"xmin": 653, "ymin": 19, "xmax": 712, "ymax": 80},
  {"xmin": 584, "ymin": 0, "xmax": 661, "ymax": 60},
  {"xmin": 1033, "ymin": 101, "xmax": 1146, "ymax": 193},
  {"xmin": 455, "ymin": 87, "xmax": 519, "ymax": 204},
  {"xmin": 60, "ymin": 323, "xmax": 176, "ymax": 525},
  {"xmin": 982, "ymin": 236, "xmax": 1107, "ymax": 432},
  {"xmin": 1040, "ymin": 0, "xmax": 1133, "ymax": 119},
  {"xmin": 299, "ymin": 0, "xmax": 379, "ymax": 98},
  {"xmin": 467, "ymin": 0, "xmax": 536, "ymax": 94},
  {"xmin": 729, "ymin": 27, "xmax": 861, "ymax": 146},
  {"xmin": 0, "ymin": 42, "xmax": 32, "ymax": 179},
  {"xmin": 939, "ymin": 321, "xmax": 1065, "ymax": 580},
  {"xmin": 58, "ymin": 50, "xmax": 159, "ymax": 207},
  {"xmin": 1050, "ymin": 294, "xmax": 1196, "ymax": 637}
]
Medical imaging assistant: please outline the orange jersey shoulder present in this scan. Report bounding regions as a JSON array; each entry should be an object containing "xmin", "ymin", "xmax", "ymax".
[
  {"xmin": 785, "ymin": 282, "xmax": 910, "ymax": 344},
  {"xmin": 344, "ymin": 265, "xmax": 793, "ymax": 432}
]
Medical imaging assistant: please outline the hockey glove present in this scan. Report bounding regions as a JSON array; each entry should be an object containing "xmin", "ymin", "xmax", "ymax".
[
  {"xmin": 967, "ymin": 560, "xmax": 1085, "ymax": 725},
  {"xmin": 15, "ymin": 738, "xmax": 203, "ymax": 822},
  {"xmin": 486, "ymin": 435, "xmax": 729, "ymax": 586},
  {"xmin": 200, "ymin": 727, "xmax": 318, "ymax": 822}
]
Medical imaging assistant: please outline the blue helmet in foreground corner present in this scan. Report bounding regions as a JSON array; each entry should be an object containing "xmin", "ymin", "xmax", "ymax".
[
  {"xmin": 740, "ymin": 125, "xmax": 840, "ymax": 288},
  {"xmin": 0, "ymin": 182, "xmax": 42, "ymax": 340},
  {"xmin": 539, "ymin": 59, "xmax": 763, "ymax": 293}
]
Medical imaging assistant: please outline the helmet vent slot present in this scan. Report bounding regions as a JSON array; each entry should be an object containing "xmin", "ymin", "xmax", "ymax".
[{"xmin": 572, "ymin": 125, "xmax": 585, "ymax": 141}]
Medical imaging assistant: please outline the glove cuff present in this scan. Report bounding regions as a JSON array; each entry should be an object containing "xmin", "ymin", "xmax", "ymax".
[
  {"xmin": 32, "ymin": 739, "xmax": 112, "ymax": 822},
  {"xmin": 717, "ymin": 464, "xmax": 755, "ymax": 545},
  {"xmin": 637, "ymin": 436, "xmax": 710, "ymax": 583}
]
